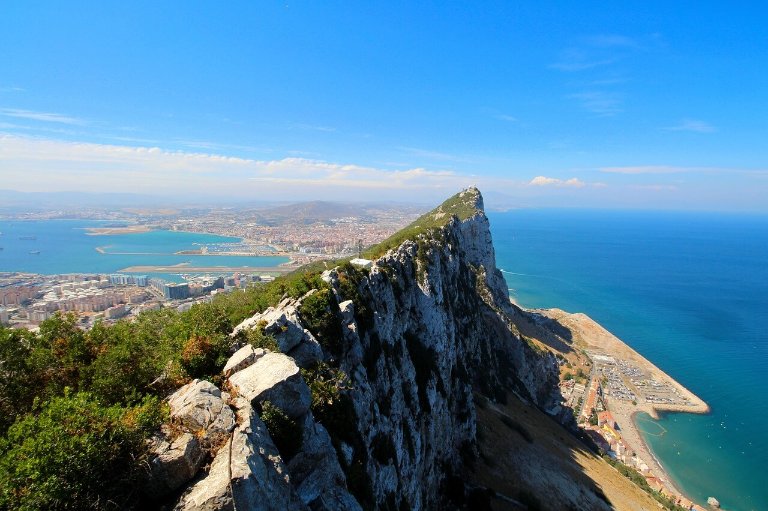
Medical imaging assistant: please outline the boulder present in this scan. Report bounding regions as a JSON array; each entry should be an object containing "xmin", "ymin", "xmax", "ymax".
[
  {"xmin": 228, "ymin": 352, "xmax": 311, "ymax": 419},
  {"xmin": 232, "ymin": 302, "xmax": 305, "ymax": 353},
  {"xmin": 167, "ymin": 379, "xmax": 236, "ymax": 444},
  {"xmin": 223, "ymin": 345, "xmax": 266, "ymax": 378},
  {"xmin": 146, "ymin": 432, "xmax": 205, "ymax": 498}
]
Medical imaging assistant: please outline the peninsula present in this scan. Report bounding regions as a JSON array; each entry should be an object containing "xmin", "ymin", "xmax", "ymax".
[{"xmin": 516, "ymin": 305, "xmax": 710, "ymax": 509}]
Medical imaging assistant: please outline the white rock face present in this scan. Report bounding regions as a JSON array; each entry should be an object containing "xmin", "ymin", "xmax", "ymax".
[
  {"xmin": 167, "ymin": 379, "xmax": 236, "ymax": 444},
  {"xmin": 174, "ymin": 398, "xmax": 304, "ymax": 511},
  {"xmin": 232, "ymin": 295, "xmax": 323, "ymax": 368},
  {"xmin": 146, "ymin": 432, "xmax": 205, "ymax": 497},
  {"xmin": 223, "ymin": 344, "xmax": 266, "ymax": 378},
  {"xmin": 314, "ymin": 187, "xmax": 558, "ymax": 509},
  {"xmin": 228, "ymin": 352, "xmax": 312, "ymax": 419}
]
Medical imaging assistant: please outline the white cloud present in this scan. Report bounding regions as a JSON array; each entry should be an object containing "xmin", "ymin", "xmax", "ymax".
[
  {"xmin": 0, "ymin": 135, "xmax": 474, "ymax": 200},
  {"xmin": 529, "ymin": 176, "xmax": 586, "ymax": 188},
  {"xmin": 495, "ymin": 114, "xmax": 517, "ymax": 122},
  {"xmin": 0, "ymin": 108, "xmax": 87, "ymax": 125},
  {"xmin": 663, "ymin": 119, "xmax": 716, "ymax": 133}
]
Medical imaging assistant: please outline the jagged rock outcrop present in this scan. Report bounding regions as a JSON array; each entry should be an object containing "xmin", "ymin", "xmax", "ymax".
[
  {"xmin": 223, "ymin": 344, "xmax": 266, "ymax": 378},
  {"xmin": 174, "ymin": 397, "xmax": 304, "ymax": 511},
  {"xmin": 148, "ymin": 187, "xmax": 559, "ymax": 510},
  {"xmin": 228, "ymin": 352, "xmax": 312, "ymax": 419},
  {"xmin": 167, "ymin": 379, "xmax": 236, "ymax": 445},
  {"xmin": 232, "ymin": 296, "xmax": 324, "ymax": 368}
]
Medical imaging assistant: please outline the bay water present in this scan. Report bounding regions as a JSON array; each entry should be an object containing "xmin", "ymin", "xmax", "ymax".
[{"xmin": 0, "ymin": 219, "xmax": 288, "ymax": 281}]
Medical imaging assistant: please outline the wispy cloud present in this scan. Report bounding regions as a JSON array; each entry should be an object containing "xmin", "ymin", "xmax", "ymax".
[
  {"xmin": 494, "ymin": 113, "xmax": 517, "ymax": 122},
  {"xmin": 582, "ymin": 35, "xmax": 640, "ymax": 49},
  {"xmin": 568, "ymin": 91, "xmax": 623, "ymax": 116},
  {"xmin": 552, "ymin": 34, "xmax": 653, "ymax": 115},
  {"xmin": 600, "ymin": 165, "xmax": 690, "ymax": 174},
  {"xmin": 399, "ymin": 146, "xmax": 466, "ymax": 162},
  {"xmin": 529, "ymin": 176, "xmax": 586, "ymax": 188},
  {"xmin": 631, "ymin": 184, "xmax": 679, "ymax": 192},
  {"xmin": 663, "ymin": 119, "xmax": 716, "ymax": 133},
  {"xmin": 288, "ymin": 122, "xmax": 336, "ymax": 132},
  {"xmin": 550, "ymin": 49, "xmax": 615, "ymax": 72},
  {"xmin": 600, "ymin": 165, "xmax": 768, "ymax": 176},
  {"xmin": 0, "ymin": 86, "xmax": 25, "ymax": 93},
  {"xmin": 0, "ymin": 108, "xmax": 87, "ymax": 125}
]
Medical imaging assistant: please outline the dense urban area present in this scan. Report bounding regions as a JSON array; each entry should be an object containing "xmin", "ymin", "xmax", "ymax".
[{"xmin": 0, "ymin": 201, "xmax": 422, "ymax": 329}]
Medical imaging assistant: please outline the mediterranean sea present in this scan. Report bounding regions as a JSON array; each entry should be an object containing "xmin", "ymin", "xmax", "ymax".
[
  {"xmin": 489, "ymin": 209, "xmax": 768, "ymax": 511},
  {"xmin": 0, "ymin": 219, "xmax": 289, "ymax": 282}
]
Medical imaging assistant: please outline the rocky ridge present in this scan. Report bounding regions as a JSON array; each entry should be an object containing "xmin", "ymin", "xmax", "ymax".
[{"xmin": 144, "ymin": 187, "xmax": 560, "ymax": 510}]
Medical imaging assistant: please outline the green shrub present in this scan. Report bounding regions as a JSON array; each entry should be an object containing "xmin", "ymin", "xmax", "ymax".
[
  {"xmin": 242, "ymin": 326, "xmax": 279, "ymax": 352},
  {"xmin": 259, "ymin": 401, "xmax": 303, "ymax": 460},
  {"xmin": 299, "ymin": 289, "xmax": 343, "ymax": 357},
  {"xmin": 179, "ymin": 334, "xmax": 230, "ymax": 382},
  {"xmin": 0, "ymin": 391, "xmax": 155, "ymax": 510}
]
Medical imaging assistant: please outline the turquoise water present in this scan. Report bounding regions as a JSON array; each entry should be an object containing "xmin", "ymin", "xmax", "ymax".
[
  {"xmin": 0, "ymin": 219, "xmax": 289, "ymax": 281},
  {"xmin": 490, "ymin": 209, "xmax": 768, "ymax": 511}
]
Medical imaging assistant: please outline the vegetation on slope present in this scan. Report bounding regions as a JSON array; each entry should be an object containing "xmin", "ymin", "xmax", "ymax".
[
  {"xmin": 362, "ymin": 187, "xmax": 481, "ymax": 260},
  {"xmin": 0, "ymin": 264, "xmax": 349, "ymax": 510}
]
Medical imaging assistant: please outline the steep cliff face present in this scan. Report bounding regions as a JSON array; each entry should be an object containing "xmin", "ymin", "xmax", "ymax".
[
  {"xmin": 148, "ymin": 188, "xmax": 560, "ymax": 510},
  {"xmin": 317, "ymin": 187, "xmax": 558, "ymax": 509}
]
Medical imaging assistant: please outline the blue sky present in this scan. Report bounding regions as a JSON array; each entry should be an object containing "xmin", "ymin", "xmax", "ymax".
[{"xmin": 1, "ymin": 1, "xmax": 767, "ymax": 210}]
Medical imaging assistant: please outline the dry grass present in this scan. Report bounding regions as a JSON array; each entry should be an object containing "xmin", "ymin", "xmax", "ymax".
[{"xmin": 468, "ymin": 392, "xmax": 662, "ymax": 511}]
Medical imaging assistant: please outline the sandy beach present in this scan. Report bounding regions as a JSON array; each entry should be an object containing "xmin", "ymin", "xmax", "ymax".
[{"xmin": 532, "ymin": 308, "xmax": 709, "ymax": 505}]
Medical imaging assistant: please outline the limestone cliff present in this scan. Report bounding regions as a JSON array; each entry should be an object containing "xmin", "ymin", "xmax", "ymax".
[{"xmin": 146, "ymin": 188, "xmax": 561, "ymax": 510}]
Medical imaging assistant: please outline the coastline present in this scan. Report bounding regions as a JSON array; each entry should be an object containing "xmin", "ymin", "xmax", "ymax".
[{"xmin": 530, "ymin": 307, "xmax": 709, "ymax": 507}]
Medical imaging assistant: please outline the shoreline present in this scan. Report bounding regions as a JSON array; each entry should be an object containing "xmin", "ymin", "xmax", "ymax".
[
  {"xmin": 630, "ymin": 410, "xmax": 690, "ymax": 497},
  {"xmin": 529, "ymin": 306, "xmax": 709, "ymax": 508}
]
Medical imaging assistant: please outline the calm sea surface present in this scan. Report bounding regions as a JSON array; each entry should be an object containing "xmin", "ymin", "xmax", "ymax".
[
  {"xmin": 490, "ymin": 209, "xmax": 768, "ymax": 511},
  {"xmin": 0, "ymin": 219, "xmax": 288, "ymax": 281}
]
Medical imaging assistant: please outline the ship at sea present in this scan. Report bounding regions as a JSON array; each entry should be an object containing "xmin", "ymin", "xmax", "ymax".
[{"xmin": 29, "ymin": 250, "xmax": 40, "ymax": 255}]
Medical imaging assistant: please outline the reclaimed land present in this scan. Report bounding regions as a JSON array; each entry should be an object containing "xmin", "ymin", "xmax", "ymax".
[
  {"xmin": 117, "ymin": 264, "xmax": 292, "ymax": 274},
  {"xmin": 84, "ymin": 226, "xmax": 152, "ymax": 235}
]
